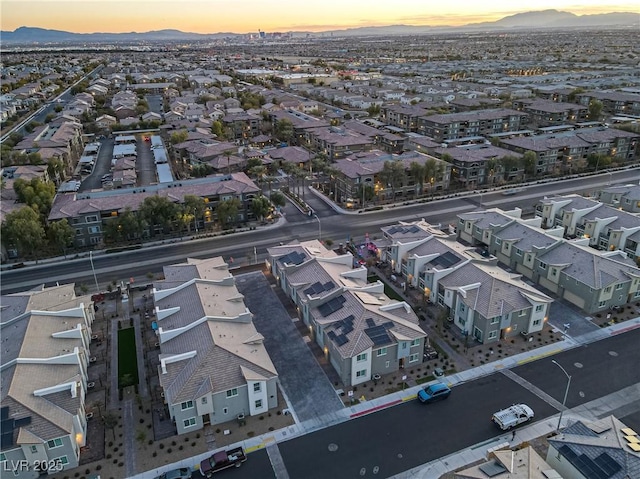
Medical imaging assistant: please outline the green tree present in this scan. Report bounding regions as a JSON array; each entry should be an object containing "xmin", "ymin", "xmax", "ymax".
[
  {"xmin": 274, "ymin": 118, "xmax": 294, "ymax": 144},
  {"xmin": 588, "ymin": 100, "xmax": 603, "ymax": 121},
  {"xmin": 409, "ymin": 161, "xmax": 426, "ymax": 195},
  {"xmin": 48, "ymin": 219, "xmax": 74, "ymax": 258},
  {"xmin": 251, "ymin": 195, "xmax": 271, "ymax": 221},
  {"xmin": 367, "ymin": 105, "xmax": 381, "ymax": 117},
  {"xmin": 270, "ymin": 191, "xmax": 286, "ymax": 209},
  {"xmin": 170, "ymin": 130, "xmax": 188, "ymax": 145},
  {"xmin": 356, "ymin": 184, "xmax": 375, "ymax": 206},
  {"xmin": 138, "ymin": 196, "xmax": 179, "ymax": 237},
  {"xmin": 102, "ymin": 411, "xmax": 118, "ymax": 441},
  {"xmin": 216, "ymin": 198, "xmax": 241, "ymax": 229},
  {"xmin": 499, "ymin": 156, "xmax": 520, "ymax": 182},
  {"xmin": 379, "ymin": 161, "xmax": 405, "ymax": 200},
  {"xmin": 13, "ymin": 177, "xmax": 56, "ymax": 218},
  {"xmin": 522, "ymin": 151, "xmax": 536, "ymax": 179},
  {"xmin": 211, "ymin": 120, "xmax": 225, "ymax": 138},
  {"xmin": 587, "ymin": 153, "xmax": 611, "ymax": 171},
  {"xmin": 1, "ymin": 207, "xmax": 46, "ymax": 260},
  {"xmin": 181, "ymin": 195, "xmax": 206, "ymax": 233},
  {"xmin": 192, "ymin": 163, "xmax": 213, "ymax": 178}
]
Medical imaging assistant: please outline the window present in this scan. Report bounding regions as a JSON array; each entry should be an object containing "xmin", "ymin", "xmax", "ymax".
[
  {"xmin": 615, "ymin": 284, "xmax": 623, "ymax": 290},
  {"xmin": 491, "ymin": 316, "xmax": 499, "ymax": 324},
  {"xmin": 226, "ymin": 388, "xmax": 238, "ymax": 398},
  {"xmin": 88, "ymin": 226, "xmax": 101, "ymax": 234},
  {"xmin": 183, "ymin": 417, "xmax": 196, "ymax": 428},
  {"xmin": 0, "ymin": 453, "xmax": 5, "ymax": 462},
  {"xmin": 253, "ymin": 383, "xmax": 261, "ymax": 393},
  {"xmin": 377, "ymin": 347, "xmax": 387, "ymax": 357},
  {"xmin": 356, "ymin": 353, "xmax": 367, "ymax": 362},
  {"xmin": 605, "ymin": 286, "xmax": 612, "ymax": 293},
  {"xmin": 515, "ymin": 248, "xmax": 522, "ymax": 256},
  {"xmin": 201, "ymin": 397, "xmax": 207, "ymax": 404},
  {"xmin": 180, "ymin": 400, "xmax": 194, "ymax": 410},
  {"xmin": 535, "ymin": 305, "xmax": 544, "ymax": 312},
  {"xmin": 255, "ymin": 399, "xmax": 263, "ymax": 409},
  {"xmin": 57, "ymin": 456, "xmax": 69, "ymax": 466},
  {"xmin": 410, "ymin": 339, "xmax": 420, "ymax": 347},
  {"xmin": 409, "ymin": 353, "xmax": 419, "ymax": 363},
  {"xmin": 533, "ymin": 319, "xmax": 541, "ymax": 326},
  {"xmin": 30, "ymin": 445, "xmax": 38, "ymax": 453},
  {"xmin": 488, "ymin": 331, "xmax": 498, "ymax": 340},
  {"xmin": 526, "ymin": 254, "xmax": 532, "ymax": 262},
  {"xmin": 551, "ymin": 268, "xmax": 557, "ymax": 277},
  {"xmin": 599, "ymin": 301, "xmax": 607, "ymax": 307},
  {"xmin": 356, "ymin": 369, "xmax": 367, "ymax": 378},
  {"xmin": 47, "ymin": 438, "xmax": 63, "ymax": 449},
  {"xmin": 85, "ymin": 215, "xmax": 99, "ymax": 223},
  {"xmin": 539, "ymin": 261, "xmax": 547, "ymax": 270},
  {"xmin": 223, "ymin": 407, "xmax": 228, "ymax": 414}
]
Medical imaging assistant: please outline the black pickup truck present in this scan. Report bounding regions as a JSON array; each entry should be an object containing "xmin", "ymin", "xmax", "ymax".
[{"xmin": 199, "ymin": 446, "xmax": 246, "ymax": 477}]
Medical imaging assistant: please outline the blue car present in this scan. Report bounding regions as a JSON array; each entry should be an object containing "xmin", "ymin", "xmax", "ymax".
[{"xmin": 418, "ymin": 383, "xmax": 451, "ymax": 403}]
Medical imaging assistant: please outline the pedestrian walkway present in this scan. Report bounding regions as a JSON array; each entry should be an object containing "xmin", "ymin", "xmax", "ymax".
[{"xmin": 129, "ymin": 315, "xmax": 640, "ymax": 479}]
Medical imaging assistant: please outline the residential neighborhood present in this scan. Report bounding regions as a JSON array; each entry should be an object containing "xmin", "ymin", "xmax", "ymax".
[{"xmin": 1, "ymin": 19, "xmax": 640, "ymax": 479}]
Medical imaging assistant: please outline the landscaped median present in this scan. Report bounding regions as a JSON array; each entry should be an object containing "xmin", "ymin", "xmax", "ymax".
[{"xmin": 117, "ymin": 325, "xmax": 139, "ymax": 391}]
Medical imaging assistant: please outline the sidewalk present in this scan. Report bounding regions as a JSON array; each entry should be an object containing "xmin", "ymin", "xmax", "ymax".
[{"xmin": 129, "ymin": 318, "xmax": 640, "ymax": 479}]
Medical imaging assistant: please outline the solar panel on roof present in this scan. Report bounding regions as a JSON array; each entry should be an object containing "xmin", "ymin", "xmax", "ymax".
[
  {"xmin": 594, "ymin": 453, "xmax": 621, "ymax": 477},
  {"xmin": 280, "ymin": 251, "xmax": 306, "ymax": 265},
  {"xmin": 322, "ymin": 281, "xmax": 335, "ymax": 291},
  {"xmin": 366, "ymin": 318, "xmax": 376, "ymax": 327},
  {"xmin": 432, "ymin": 251, "xmax": 462, "ymax": 269},
  {"xmin": 304, "ymin": 281, "xmax": 323, "ymax": 296},
  {"xmin": 335, "ymin": 336, "xmax": 349, "ymax": 346},
  {"xmin": 318, "ymin": 295, "xmax": 346, "ymax": 317},
  {"xmin": 409, "ymin": 226, "xmax": 421, "ymax": 233},
  {"xmin": 327, "ymin": 331, "xmax": 337, "ymax": 340}
]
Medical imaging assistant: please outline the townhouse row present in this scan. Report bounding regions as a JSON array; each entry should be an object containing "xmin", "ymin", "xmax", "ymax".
[{"xmin": 0, "ymin": 285, "xmax": 96, "ymax": 478}]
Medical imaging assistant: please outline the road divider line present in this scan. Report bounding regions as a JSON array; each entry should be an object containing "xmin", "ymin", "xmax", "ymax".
[{"xmin": 610, "ymin": 323, "xmax": 640, "ymax": 335}]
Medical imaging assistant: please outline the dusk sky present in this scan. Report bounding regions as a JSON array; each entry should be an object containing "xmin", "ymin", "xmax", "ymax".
[{"xmin": 2, "ymin": 1, "xmax": 638, "ymax": 34}]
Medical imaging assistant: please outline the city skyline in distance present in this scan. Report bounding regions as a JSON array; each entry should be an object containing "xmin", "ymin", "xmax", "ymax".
[{"xmin": 2, "ymin": 0, "xmax": 639, "ymax": 35}]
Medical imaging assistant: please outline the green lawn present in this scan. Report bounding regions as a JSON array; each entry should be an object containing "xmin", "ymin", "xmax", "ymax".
[
  {"xmin": 367, "ymin": 274, "xmax": 405, "ymax": 302},
  {"xmin": 117, "ymin": 327, "xmax": 139, "ymax": 388}
]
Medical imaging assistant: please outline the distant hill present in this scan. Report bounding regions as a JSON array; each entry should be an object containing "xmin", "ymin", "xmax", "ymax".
[
  {"xmin": 1, "ymin": 10, "xmax": 638, "ymax": 43},
  {"xmin": 0, "ymin": 26, "xmax": 237, "ymax": 43}
]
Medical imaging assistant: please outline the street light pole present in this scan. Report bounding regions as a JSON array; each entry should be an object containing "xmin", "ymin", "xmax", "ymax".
[
  {"xmin": 552, "ymin": 359, "xmax": 572, "ymax": 432},
  {"xmin": 89, "ymin": 251, "xmax": 100, "ymax": 293},
  {"xmin": 313, "ymin": 213, "xmax": 321, "ymax": 241}
]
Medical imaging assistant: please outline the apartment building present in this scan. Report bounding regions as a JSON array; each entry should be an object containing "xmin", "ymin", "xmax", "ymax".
[
  {"xmin": 380, "ymin": 104, "xmax": 431, "ymax": 132},
  {"xmin": 499, "ymin": 126, "xmax": 639, "ymax": 175},
  {"xmin": 417, "ymin": 109, "xmax": 528, "ymax": 142},
  {"xmin": 512, "ymin": 99, "xmax": 588, "ymax": 127},
  {"xmin": 267, "ymin": 241, "xmax": 427, "ymax": 386},
  {"xmin": 332, "ymin": 150, "xmax": 450, "ymax": 207},
  {"xmin": 153, "ymin": 257, "xmax": 278, "ymax": 435},
  {"xmin": 0, "ymin": 285, "xmax": 95, "ymax": 478},
  {"xmin": 434, "ymin": 144, "xmax": 522, "ymax": 187},
  {"xmin": 576, "ymin": 91, "xmax": 640, "ymax": 116},
  {"xmin": 47, "ymin": 173, "xmax": 260, "ymax": 247}
]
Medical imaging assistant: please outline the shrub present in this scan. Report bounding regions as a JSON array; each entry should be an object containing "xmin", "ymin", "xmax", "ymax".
[
  {"xmin": 159, "ymin": 443, "xmax": 164, "ymax": 449},
  {"xmin": 152, "ymin": 452, "xmax": 157, "ymax": 457},
  {"xmin": 167, "ymin": 448, "xmax": 172, "ymax": 454}
]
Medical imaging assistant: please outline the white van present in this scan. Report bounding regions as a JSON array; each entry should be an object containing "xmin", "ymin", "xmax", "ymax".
[{"xmin": 492, "ymin": 404, "xmax": 534, "ymax": 430}]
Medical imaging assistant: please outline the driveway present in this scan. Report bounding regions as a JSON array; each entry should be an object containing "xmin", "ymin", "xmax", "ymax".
[
  {"xmin": 235, "ymin": 272, "xmax": 345, "ymax": 423},
  {"xmin": 547, "ymin": 298, "xmax": 599, "ymax": 338}
]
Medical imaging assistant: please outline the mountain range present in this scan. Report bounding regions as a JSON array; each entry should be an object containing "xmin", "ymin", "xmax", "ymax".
[{"xmin": 1, "ymin": 10, "xmax": 638, "ymax": 44}]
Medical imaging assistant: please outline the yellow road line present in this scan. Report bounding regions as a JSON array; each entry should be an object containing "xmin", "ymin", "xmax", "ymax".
[{"xmin": 517, "ymin": 348, "xmax": 562, "ymax": 365}]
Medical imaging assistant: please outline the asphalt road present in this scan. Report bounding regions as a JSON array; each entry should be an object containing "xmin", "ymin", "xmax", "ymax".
[
  {"xmin": 2, "ymin": 169, "xmax": 638, "ymax": 294},
  {"xmin": 214, "ymin": 328, "xmax": 640, "ymax": 479}
]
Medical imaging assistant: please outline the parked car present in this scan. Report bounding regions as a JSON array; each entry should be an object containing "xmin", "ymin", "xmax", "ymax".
[
  {"xmin": 424, "ymin": 347, "xmax": 439, "ymax": 360},
  {"xmin": 199, "ymin": 447, "xmax": 246, "ymax": 477},
  {"xmin": 154, "ymin": 467, "xmax": 191, "ymax": 479},
  {"xmin": 418, "ymin": 383, "xmax": 451, "ymax": 403},
  {"xmin": 492, "ymin": 404, "xmax": 534, "ymax": 430}
]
